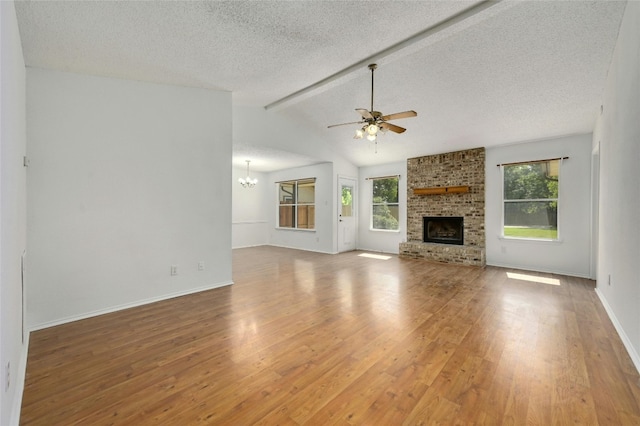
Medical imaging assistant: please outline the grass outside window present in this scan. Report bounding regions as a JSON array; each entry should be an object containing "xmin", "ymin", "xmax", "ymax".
[{"xmin": 503, "ymin": 226, "xmax": 557, "ymax": 239}]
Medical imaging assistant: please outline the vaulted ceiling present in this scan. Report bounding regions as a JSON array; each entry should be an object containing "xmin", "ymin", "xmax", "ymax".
[{"xmin": 15, "ymin": 1, "xmax": 627, "ymax": 171}]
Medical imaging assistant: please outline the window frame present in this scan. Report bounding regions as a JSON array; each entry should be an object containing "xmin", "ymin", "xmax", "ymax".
[
  {"xmin": 370, "ymin": 176, "xmax": 400, "ymax": 232},
  {"xmin": 501, "ymin": 159, "xmax": 561, "ymax": 242},
  {"xmin": 277, "ymin": 178, "xmax": 316, "ymax": 231}
]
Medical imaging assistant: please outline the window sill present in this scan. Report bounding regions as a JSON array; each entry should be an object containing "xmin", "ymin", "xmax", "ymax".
[
  {"xmin": 370, "ymin": 228, "xmax": 401, "ymax": 233},
  {"xmin": 276, "ymin": 227, "xmax": 316, "ymax": 232},
  {"xmin": 498, "ymin": 235, "xmax": 563, "ymax": 244}
]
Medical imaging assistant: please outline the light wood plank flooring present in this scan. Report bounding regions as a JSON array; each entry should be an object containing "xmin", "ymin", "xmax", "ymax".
[{"xmin": 21, "ymin": 246, "xmax": 640, "ymax": 424}]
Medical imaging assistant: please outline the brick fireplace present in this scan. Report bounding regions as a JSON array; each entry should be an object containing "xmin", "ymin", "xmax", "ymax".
[{"xmin": 399, "ymin": 147, "xmax": 486, "ymax": 266}]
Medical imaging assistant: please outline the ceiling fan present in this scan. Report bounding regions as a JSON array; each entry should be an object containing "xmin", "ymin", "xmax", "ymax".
[{"xmin": 328, "ymin": 63, "xmax": 417, "ymax": 142}]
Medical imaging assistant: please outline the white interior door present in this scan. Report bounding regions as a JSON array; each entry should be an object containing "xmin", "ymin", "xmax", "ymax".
[{"xmin": 338, "ymin": 177, "xmax": 357, "ymax": 252}]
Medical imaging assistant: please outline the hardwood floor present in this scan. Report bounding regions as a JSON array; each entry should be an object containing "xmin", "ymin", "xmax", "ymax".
[{"xmin": 21, "ymin": 246, "xmax": 640, "ymax": 425}]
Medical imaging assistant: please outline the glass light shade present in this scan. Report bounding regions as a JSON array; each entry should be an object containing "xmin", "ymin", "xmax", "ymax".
[
  {"xmin": 354, "ymin": 129, "xmax": 364, "ymax": 139},
  {"xmin": 366, "ymin": 134, "xmax": 376, "ymax": 141},
  {"xmin": 239, "ymin": 177, "xmax": 258, "ymax": 188},
  {"xmin": 367, "ymin": 124, "xmax": 379, "ymax": 135}
]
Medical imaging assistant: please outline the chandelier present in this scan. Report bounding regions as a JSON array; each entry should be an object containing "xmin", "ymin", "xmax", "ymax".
[{"xmin": 238, "ymin": 160, "xmax": 258, "ymax": 188}]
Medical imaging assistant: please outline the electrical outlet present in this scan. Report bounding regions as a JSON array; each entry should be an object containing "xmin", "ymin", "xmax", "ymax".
[
  {"xmin": 171, "ymin": 265, "xmax": 178, "ymax": 276},
  {"xmin": 5, "ymin": 362, "xmax": 10, "ymax": 391},
  {"xmin": 198, "ymin": 261, "xmax": 205, "ymax": 271}
]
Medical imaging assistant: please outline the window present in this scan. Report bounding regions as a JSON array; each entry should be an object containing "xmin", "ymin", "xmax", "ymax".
[
  {"xmin": 502, "ymin": 159, "xmax": 560, "ymax": 240},
  {"xmin": 278, "ymin": 178, "xmax": 315, "ymax": 229},
  {"xmin": 341, "ymin": 186, "xmax": 353, "ymax": 217},
  {"xmin": 371, "ymin": 176, "xmax": 399, "ymax": 230}
]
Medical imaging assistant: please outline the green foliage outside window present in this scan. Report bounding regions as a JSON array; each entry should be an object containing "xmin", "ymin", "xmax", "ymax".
[
  {"xmin": 341, "ymin": 186, "xmax": 353, "ymax": 217},
  {"xmin": 372, "ymin": 177, "xmax": 399, "ymax": 230},
  {"xmin": 342, "ymin": 187, "xmax": 352, "ymax": 206},
  {"xmin": 503, "ymin": 160, "xmax": 559, "ymax": 239}
]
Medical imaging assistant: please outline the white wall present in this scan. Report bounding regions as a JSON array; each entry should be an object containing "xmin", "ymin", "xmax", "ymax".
[
  {"xmin": 593, "ymin": 2, "xmax": 640, "ymax": 370},
  {"xmin": 233, "ymin": 106, "xmax": 358, "ymax": 253},
  {"xmin": 26, "ymin": 69, "xmax": 233, "ymax": 329},
  {"xmin": 357, "ymin": 161, "xmax": 407, "ymax": 254},
  {"xmin": 268, "ymin": 163, "xmax": 335, "ymax": 253},
  {"xmin": 485, "ymin": 134, "xmax": 593, "ymax": 277},
  {"xmin": 1, "ymin": 2, "xmax": 28, "ymax": 424},
  {"xmin": 234, "ymin": 106, "xmax": 358, "ymax": 177},
  {"xmin": 232, "ymin": 165, "xmax": 269, "ymax": 248}
]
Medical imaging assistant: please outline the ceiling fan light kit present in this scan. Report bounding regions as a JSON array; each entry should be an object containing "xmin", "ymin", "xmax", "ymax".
[{"xmin": 329, "ymin": 63, "xmax": 417, "ymax": 147}]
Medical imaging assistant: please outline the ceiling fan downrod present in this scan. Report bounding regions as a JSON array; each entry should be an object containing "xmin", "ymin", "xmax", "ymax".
[{"xmin": 369, "ymin": 63, "xmax": 377, "ymax": 113}]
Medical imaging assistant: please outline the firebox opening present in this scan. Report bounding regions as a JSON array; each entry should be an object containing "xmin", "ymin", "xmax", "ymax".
[{"xmin": 423, "ymin": 216, "xmax": 464, "ymax": 245}]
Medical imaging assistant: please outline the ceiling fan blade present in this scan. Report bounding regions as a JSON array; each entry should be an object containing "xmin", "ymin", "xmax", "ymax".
[
  {"xmin": 356, "ymin": 108, "xmax": 374, "ymax": 120},
  {"xmin": 379, "ymin": 122, "xmax": 406, "ymax": 134},
  {"xmin": 327, "ymin": 120, "xmax": 363, "ymax": 129},
  {"xmin": 381, "ymin": 110, "xmax": 417, "ymax": 121}
]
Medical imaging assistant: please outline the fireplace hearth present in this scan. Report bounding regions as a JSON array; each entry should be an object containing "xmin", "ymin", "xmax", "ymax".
[{"xmin": 423, "ymin": 216, "xmax": 464, "ymax": 245}]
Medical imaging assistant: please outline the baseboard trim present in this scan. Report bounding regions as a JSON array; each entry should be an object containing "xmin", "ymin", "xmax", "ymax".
[
  {"xmin": 595, "ymin": 287, "xmax": 640, "ymax": 374},
  {"xmin": 267, "ymin": 244, "xmax": 336, "ymax": 255},
  {"xmin": 485, "ymin": 261, "xmax": 592, "ymax": 279},
  {"xmin": 232, "ymin": 243, "xmax": 268, "ymax": 249},
  {"xmin": 28, "ymin": 280, "xmax": 234, "ymax": 332},
  {"xmin": 356, "ymin": 247, "xmax": 400, "ymax": 255}
]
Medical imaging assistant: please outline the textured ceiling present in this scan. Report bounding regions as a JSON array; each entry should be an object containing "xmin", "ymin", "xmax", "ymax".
[{"xmin": 15, "ymin": 0, "xmax": 627, "ymax": 170}]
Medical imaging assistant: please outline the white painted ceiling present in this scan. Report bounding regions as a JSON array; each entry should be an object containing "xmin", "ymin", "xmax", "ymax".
[{"xmin": 15, "ymin": 1, "xmax": 627, "ymax": 171}]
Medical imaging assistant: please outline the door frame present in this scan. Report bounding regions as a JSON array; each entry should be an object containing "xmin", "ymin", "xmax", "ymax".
[{"xmin": 590, "ymin": 142, "xmax": 600, "ymax": 280}]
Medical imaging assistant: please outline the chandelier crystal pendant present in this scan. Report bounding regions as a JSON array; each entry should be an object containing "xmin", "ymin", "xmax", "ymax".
[{"xmin": 238, "ymin": 160, "xmax": 258, "ymax": 188}]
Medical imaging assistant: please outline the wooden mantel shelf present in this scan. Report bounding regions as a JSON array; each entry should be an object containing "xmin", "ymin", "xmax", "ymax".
[{"xmin": 413, "ymin": 185, "xmax": 469, "ymax": 195}]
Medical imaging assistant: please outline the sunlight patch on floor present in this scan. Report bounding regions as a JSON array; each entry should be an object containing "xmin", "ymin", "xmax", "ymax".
[
  {"xmin": 358, "ymin": 253, "xmax": 392, "ymax": 260},
  {"xmin": 507, "ymin": 271, "xmax": 560, "ymax": 286}
]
